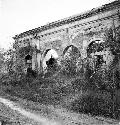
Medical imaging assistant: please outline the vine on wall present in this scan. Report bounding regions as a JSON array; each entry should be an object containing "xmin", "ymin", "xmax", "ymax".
[{"xmin": 86, "ymin": 27, "xmax": 120, "ymax": 89}]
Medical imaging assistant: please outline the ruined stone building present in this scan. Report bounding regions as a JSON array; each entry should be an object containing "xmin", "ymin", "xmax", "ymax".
[{"xmin": 13, "ymin": 0, "xmax": 120, "ymax": 84}]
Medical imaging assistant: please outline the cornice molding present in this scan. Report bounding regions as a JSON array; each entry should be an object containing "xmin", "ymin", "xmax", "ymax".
[{"xmin": 13, "ymin": 0, "xmax": 120, "ymax": 40}]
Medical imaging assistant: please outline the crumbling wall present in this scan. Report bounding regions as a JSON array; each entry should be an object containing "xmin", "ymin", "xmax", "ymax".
[{"xmin": 13, "ymin": 3, "xmax": 120, "ymax": 81}]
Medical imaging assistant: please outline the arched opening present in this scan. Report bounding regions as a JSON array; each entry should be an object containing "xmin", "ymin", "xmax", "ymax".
[
  {"xmin": 18, "ymin": 45, "xmax": 34, "ymax": 58},
  {"xmin": 87, "ymin": 40, "xmax": 106, "ymax": 70},
  {"xmin": 43, "ymin": 49, "xmax": 51, "ymax": 58},
  {"xmin": 63, "ymin": 45, "xmax": 80, "ymax": 56},
  {"xmin": 62, "ymin": 45, "xmax": 81, "ymax": 76},
  {"xmin": 42, "ymin": 49, "xmax": 59, "ymax": 74},
  {"xmin": 25, "ymin": 54, "xmax": 32, "ymax": 74},
  {"xmin": 25, "ymin": 54, "xmax": 32, "ymax": 64},
  {"xmin": 86, "ymin": 39, "xmax": 115, "ymax": 89}
]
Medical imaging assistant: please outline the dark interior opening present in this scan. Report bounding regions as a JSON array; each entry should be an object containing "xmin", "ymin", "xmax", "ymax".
[
  {"xmin": 25, "ymin": 55, "xmax": 32, "ymax": 64},
  {"xmin": 87, "ymin": 41, "xmax": 105, "ymax": 69},
  {"xmin": 87, "ymin": 41, "xmax": 104, "ymax": 56},
  {"xmin": 25, "ymin": 55, "xmax": 32, "ymax": 60},
  {"xmin": 46, "ymin": 56, "xmax": 57, "ymax": 69}
]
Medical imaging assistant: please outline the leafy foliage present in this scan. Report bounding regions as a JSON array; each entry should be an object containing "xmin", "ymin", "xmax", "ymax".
[
  {"xmin": 85, "ymin": 28, "xmax": 120, "ymax": 90},
  {"xmin": 61, "ymin": 46, "xmax": 81, "ymax": 77},
  {"xmin": 0, "ymin": 48, "xmax": 5, "ymax": 70}
]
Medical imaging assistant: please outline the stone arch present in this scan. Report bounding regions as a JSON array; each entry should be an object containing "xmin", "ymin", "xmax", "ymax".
[
  {"xmin": 42, "ymin": 49, "xmax": 59, "ymax": 72},
  {"xmin": 42, "ymin": 49, "xmax": 51, "ymax": 58},
  {"xmin": 86, "ymin": 38, "xmax": 115, "ymax": 89},
  {"xmin": 41, "ymin": 39, "xmax": 63, "ymax": 57},
  {"xmin": 62, "ymin": 45, "xmax": 82, "ymax": 75},
  {"xmin": 87, "ymin": 39, "xmax": 106, "ymax": 70},
  {"xmin": 24, "ymin": 54, "xmax": 33, "ymax": 74},
  {"xmin": 86, "ymin": 38, "xmax": 104, "ymax": 48},
  {"xmin": 18, "ymin": 45, "xmax": 34, "ymax": 58},
  {"xmin": 63, "ymin": 45, "xmax": 81, "ymax": 56},
  {"xmin": 86, "ymin": 38, "xmax": 114, "ymax": 77},
  {"xmin": 87, "ymin": 39, "xmax": 105, "ymax": 56},
  {"xmin": 42, "ymin": 48, "xmax": 59, "ymax": 60}
]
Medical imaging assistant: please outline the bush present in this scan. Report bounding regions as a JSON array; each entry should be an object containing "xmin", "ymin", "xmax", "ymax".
[{"xmin": 70, "ymin": 90, "xmax": 119, "ymax": 119}]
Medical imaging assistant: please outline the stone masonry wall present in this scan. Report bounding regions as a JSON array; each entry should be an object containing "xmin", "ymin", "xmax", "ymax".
[{"xmin": 13, "ymin": 1, "xmax": 120, "ymax": 76}]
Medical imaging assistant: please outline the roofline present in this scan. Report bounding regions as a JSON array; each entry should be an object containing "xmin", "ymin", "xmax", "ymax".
[{"xmin": 13, "ymin": 0, "xmax": 120, "ymax": 40}]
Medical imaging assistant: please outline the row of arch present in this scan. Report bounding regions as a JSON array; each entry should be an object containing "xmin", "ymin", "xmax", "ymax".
[
  {"xmin": 25, "ymin": 38, "xmax": 114, "ymax": 74},
  {"xmin": 42, "ymin": 39, "xmax": 113, "ymax": 72}
]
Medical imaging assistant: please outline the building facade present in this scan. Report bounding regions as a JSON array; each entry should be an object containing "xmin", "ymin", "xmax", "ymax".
[{"xmin": 13, "ymin": 0, "xmax": 120, "ymax": 81}]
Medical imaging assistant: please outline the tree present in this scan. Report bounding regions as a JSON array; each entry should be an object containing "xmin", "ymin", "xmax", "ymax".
[
  {"xmin": 5, "ymin": 49, "xmax": 15, "ymax": 74},
  {"xmin": 61, "ymin": 46, "xmax": 81, "ymax": 77},
  {"xmin": 0, "ymin": 48, "xmax": 6, "ymax": 74}
]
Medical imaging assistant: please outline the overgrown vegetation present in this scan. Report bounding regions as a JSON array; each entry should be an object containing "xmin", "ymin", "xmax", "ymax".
[{"xmin": 0, "ymin": 27, "xmax": 120, "ymax": 120}]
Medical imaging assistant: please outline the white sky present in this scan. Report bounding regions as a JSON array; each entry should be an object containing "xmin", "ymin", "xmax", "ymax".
[{"xmin": 0, "ymin": 0, "xmax": 114, "ymax": 50}]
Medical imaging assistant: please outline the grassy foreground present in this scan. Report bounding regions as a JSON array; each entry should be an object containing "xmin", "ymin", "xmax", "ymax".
[{"xmin": 0, "ymin": 72, "xmax": 120, "ymax": 121}]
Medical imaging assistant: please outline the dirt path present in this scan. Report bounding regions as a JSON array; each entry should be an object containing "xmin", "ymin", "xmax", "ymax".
[
  {"xmin": 0, "ymin": 97, "xmax": 60, "ymax": 125},
  {"xmin": 0, "ymin": 96, "xmax": 119, "ymax": 125}
]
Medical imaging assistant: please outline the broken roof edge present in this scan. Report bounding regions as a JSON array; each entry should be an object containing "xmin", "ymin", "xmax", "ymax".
[{"xmin": 13, "ymin": 0, "xmax": 119, "ymax": 40}]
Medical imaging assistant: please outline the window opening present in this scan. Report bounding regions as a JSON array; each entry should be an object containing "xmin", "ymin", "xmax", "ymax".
[{"xmin": 25, "ymin": 54, "xmax": 32, "ymax": 64}]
